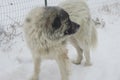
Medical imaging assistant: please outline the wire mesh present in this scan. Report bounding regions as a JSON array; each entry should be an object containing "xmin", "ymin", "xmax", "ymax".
[
  {"xmin": 0, "ymin": 0, "xmax": 44, "ymax": 26},
  {"xmin": 0, "ymin": 0, "xmax": 63, "ymax": 27},
  {"xmin": 0, "ymin": 0, "xmax": 63, "ymax": 50}
]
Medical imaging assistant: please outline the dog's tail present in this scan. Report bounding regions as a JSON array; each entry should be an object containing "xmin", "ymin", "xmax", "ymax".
[{"xmin": 90, "ymin": 20, "xmax": 98, "ymax": 49}]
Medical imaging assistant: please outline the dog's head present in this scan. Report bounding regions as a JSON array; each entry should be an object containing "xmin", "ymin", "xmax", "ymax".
[{"xmin": 43, "ymin": 7, "xmax": 80, "ymax": 41}]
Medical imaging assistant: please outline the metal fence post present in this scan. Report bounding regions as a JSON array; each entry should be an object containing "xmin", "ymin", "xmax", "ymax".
[{"xmin": 45, "ymin": 0, "xmax": 47, "ymax": 6}]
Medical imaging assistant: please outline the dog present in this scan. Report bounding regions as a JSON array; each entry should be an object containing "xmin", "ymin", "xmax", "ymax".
[
  {"xmin": 23, "ymin": 7, "xmax": 80, "ymax": 80},
  {"xmin": 59, "ymin": 0, "xmax": 97, "ymax": 66}
]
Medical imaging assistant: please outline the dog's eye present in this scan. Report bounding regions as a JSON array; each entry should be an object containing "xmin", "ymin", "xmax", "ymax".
[
  {"xmin": 52, "ymin": 16, "xmax": 61, "ymax": 29},
  {"xmin": 65, "ymin": 19, "xmax": 71, "ymax": 25},
  {"xmin": 66, "ymin": 21, "xmax": 69, "ymax": 25}
]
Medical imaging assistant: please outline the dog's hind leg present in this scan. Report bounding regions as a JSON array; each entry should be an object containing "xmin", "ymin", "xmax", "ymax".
[
  {"xmin": 69, "ymin": 37, "xmax": 83, "ymax": 65},
  {"xmin": 31, "ymin": 52, "xmax": 41, "ymax": 80},
  {"xmin": 84, "ymin": 48, "xmax": 92, "ymax": 66},
  {"xmin": 56, "ymin": 51, "xmax": 70, "ymax": 80}
]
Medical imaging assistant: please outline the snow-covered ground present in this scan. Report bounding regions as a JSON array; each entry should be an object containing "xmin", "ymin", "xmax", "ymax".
[{"xmin": 0, "ymin": 0, "xmax": 120, "ymax": 80}]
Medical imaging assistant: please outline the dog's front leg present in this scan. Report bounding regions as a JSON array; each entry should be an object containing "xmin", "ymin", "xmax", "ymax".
[
  {"xmin": 69, "ymin": 37, "xmax": 83, "ymax": 64},
  {"xmin": 56, "ymin": 53, "xmax": 70, "ymax": 80},
  {"xmin": 31, "ymin": 53, "xmax": 41, "ymax": 80}
]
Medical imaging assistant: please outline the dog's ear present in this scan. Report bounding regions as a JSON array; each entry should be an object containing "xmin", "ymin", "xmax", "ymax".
[{"xmin": 52, "ymin": 16, "xmax": 61, "ymax": 29}]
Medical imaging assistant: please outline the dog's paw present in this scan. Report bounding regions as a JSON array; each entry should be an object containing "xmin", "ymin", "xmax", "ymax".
[
  {"xmin": 72, "ymin": 60, "xmax": 82, "ymax": 65},
  {"xmin": 30, "ymin": 76, "xmax": 39, "ymax": 80},
  {"xmin": 72, "ymin": 57, "xmax": 83, "ymax": 65},
  {"xmin": 84, "ymin": 62, "xmax": 92, "ymax": 66}
]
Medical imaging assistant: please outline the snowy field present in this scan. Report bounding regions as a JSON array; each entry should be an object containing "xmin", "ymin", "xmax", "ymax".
[{"xmin": 0, "ymin": 0, "xmax": 120, "ymax": 80}]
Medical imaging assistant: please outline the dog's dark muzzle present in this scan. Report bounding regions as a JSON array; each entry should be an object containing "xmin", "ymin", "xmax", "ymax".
[{"xmin": 64, "ymin": 21, "xmax": 80, "ymax": 35}]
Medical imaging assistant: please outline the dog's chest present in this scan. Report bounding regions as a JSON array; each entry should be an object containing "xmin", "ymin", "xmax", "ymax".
[{"xmin": 39, "ymin": 45, "xmax": 66, "ymax": 60}]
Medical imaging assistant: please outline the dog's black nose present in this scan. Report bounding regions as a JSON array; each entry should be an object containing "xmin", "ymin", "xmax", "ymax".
[
  {"xmin": 76, "ymin": 24, "xmax": 80, "ymax": 29},
  {"xmin": 71, "ymin": 22, "xmax": 80, "ymax": 29},
  {"xmin": 74, "ymin": 23, "xmax": 80, "ymax": 30},
  {"xmin": 78, "ymin": 24, "xmax": 80, "ymax": 28}
]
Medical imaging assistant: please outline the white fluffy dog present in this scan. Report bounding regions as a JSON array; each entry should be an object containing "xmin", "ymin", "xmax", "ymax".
[
  {"xmin": 59, "ymin": 0, "xmax": 97, "ymax": 66},
  {"xmin": 23, "ymin": 0, "xmax": 97, "ymax": 80},
  {"xmin": 23, "ymin": 7, "xmax": 80, "ymax": 80}
]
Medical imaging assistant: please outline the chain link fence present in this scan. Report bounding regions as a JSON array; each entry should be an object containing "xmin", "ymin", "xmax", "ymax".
[
  {"xmin": 0, "ymin": 0, "xmax": 63, "ymax": 51},
  {"xmin": 0, "ymin": 0, "xmax": 63, "ymax": 26}
]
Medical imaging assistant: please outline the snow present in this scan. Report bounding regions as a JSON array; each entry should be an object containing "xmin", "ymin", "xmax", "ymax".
[{"xmin": 0, "ymin": 0, "xmax": 120, "ymax": 80}]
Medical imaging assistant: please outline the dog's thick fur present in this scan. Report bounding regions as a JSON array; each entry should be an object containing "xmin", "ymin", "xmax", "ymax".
[
  {"xmin": 59, "ymin": 0, "xmax": 97, "ymax": 66},
  {"xmin": 23, "ymin": 7, "xmax": 79, "ymax": 80}
]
